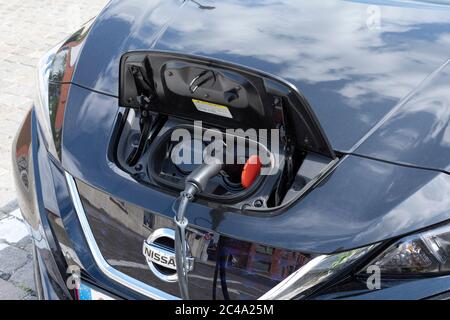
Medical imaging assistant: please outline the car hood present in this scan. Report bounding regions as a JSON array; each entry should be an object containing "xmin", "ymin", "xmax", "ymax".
[
  {"xmin": 72, "ymin": 0, "xmax": 450, "ymax": 156},
  {"xmin": 61, "ymin": 1, "xmax": 450, "ymax": 255}
]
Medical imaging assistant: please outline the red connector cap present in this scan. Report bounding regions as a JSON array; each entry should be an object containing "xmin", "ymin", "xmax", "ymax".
[{"xmin": 241, "ymin": 155, "xmax": 262, "ymax": 189}]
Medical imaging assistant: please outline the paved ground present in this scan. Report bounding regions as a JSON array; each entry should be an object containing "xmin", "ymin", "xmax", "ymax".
[{"xmin": 0, "ymin": 0, "xmax": 109, "ymax": 300}]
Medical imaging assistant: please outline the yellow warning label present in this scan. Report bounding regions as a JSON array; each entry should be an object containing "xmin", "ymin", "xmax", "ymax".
[{"xmin": 192, "ymin": 99, "xmax": 233, "ymax": 119}]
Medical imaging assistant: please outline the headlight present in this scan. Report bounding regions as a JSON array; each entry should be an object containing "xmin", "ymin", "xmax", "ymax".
[
  {"xmin": 34, "ymin": 21, "xmax": 92, "ymax": 159},
  {"xmin": 367, "ymin": 222, "xmax": 450, "ymax": 275},
  {"xmin": 260, "ymin": 222, "xmax": 450, "ymax": 300},
  {"xmin": 259, "ymin": 245, "xmax": 377, "ymax": 300},
  {"xmin": 35, "ymin": 41, "xmax": 64, "ymax": 158}
]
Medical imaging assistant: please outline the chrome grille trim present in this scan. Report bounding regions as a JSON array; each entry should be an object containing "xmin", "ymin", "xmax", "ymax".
[{"xmin": 65, "ymin": 171, "xmax": 179, "ymax": 300}]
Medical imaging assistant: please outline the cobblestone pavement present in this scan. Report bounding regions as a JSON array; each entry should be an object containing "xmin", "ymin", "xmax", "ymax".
[{"xmin": 0, "ymin": 0, "xmax": 109, "ymax": 300}]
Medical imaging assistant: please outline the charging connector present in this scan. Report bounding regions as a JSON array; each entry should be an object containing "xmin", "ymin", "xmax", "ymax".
[{"xmin": 174, "ymin": 162, "xmax": 225, "ymax": 300}]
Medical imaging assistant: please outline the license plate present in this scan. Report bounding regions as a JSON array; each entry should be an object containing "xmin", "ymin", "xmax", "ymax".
[{"xmin": 77, "ymin": 283, "xmax": 115, "ymax": 300}]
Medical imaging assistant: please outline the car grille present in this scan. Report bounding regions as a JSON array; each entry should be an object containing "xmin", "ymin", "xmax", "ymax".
[{"xmin": 75, "ymin": 179, "xmax": 311, "ymax": 300}]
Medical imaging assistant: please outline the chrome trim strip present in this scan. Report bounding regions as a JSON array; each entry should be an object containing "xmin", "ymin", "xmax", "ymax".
[
  {"xmin": 65, "ymin": 172, "xmax": 179, "ymax": 300},
  {"xmin": 258, "ymin": 255, "xmax": 327, "ymax": 300}
]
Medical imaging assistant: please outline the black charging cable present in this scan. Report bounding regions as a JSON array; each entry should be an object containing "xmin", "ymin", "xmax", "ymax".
[{"xmin": 212, "ymin": 239, "xmax": 230, "ymax": 300}]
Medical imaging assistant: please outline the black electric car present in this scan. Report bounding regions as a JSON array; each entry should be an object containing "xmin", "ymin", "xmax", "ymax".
[{"xmin": 11, "ymin": 0, "xmax": 450, "ymax": 300}]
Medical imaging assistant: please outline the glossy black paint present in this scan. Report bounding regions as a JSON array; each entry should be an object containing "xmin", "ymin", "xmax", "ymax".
[
  {"xmin": 12, "ymin": 110, "xmax": 73, "ymax": 299},
  {"xmin": 72, "ymin": 0, "xmax": 450, "ymax": 152},
  {"xmin": 354, "ymin": 60, "xmax": 450, "ymax": 172},
  {"xmin": 61, "ymin": 85, "xmax": 450, "ymax": 254},
  {"xmin": 12, "ymin": 110, "xmax": 149, "ymax": 299},
  {"xmin": 316, "ymin": 274, "xmax": 450, "ymax": 300}
]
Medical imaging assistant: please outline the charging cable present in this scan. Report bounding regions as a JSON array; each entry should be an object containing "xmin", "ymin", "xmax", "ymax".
[{"xmin": 174, "ymin": 161, "xmax": 224, "ymax": 300}]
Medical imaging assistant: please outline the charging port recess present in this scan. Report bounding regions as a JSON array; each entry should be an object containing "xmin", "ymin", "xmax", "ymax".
[{"xmin": 114, "ymin": 51, "xmax": 337, "ymax": 210}]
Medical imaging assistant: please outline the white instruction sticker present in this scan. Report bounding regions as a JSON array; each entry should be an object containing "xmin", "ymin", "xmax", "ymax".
[{"xmin": 192, "ymin": 99, "xmax": 233, "ymax": 119}]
